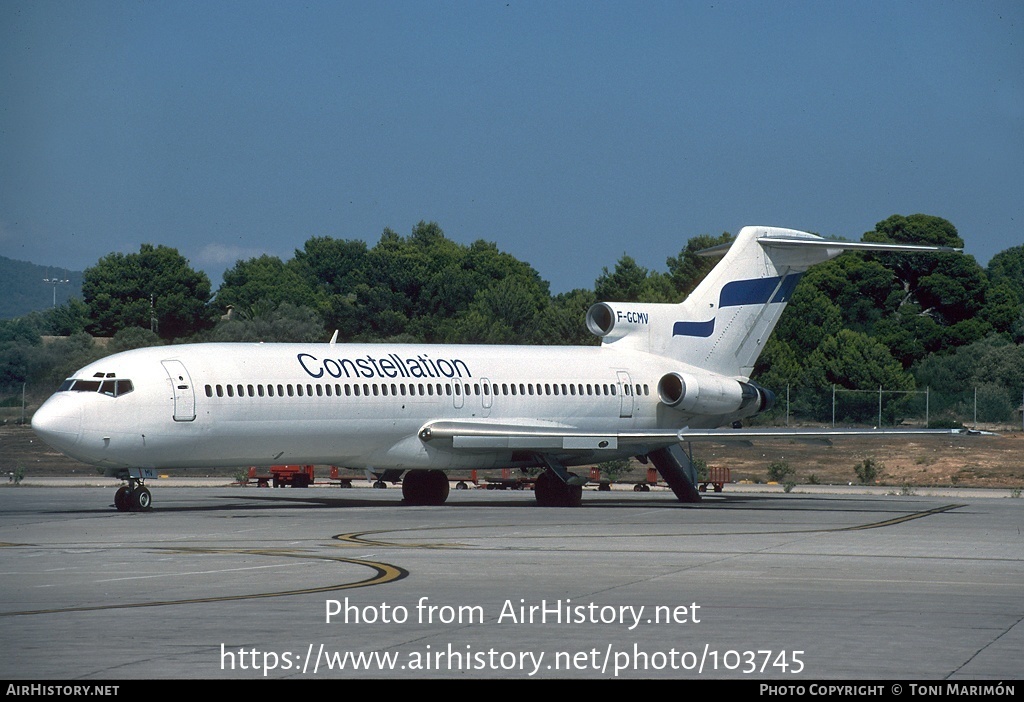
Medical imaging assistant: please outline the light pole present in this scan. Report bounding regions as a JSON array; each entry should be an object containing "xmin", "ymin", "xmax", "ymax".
[{"xmin": 43, "ymin": 270, "xmax": 70, "ymax": 307}]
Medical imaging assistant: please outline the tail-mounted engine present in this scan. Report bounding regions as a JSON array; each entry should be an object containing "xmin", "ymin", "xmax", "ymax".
[
  {"xmin": 657, "ymin": 371, "xmax": 775, "ymax": 418},
  {"xmin": 586, "ymin": 302, "xmax": 665, "ymax": 346}
]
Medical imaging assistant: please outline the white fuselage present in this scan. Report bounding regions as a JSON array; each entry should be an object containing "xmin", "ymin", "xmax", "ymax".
[{"xmin": 32, "ymin": 341, "xmax": 719, "ymax": 472}]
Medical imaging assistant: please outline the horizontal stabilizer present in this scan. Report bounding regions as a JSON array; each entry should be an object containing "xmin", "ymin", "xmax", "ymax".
[{"xmin": 757, "ymin": 236, "xmax": 962, "ymax": 254}]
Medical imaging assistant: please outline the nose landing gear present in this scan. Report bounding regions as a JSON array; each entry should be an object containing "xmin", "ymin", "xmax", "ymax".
[{"xmin": 113, "ymin": 476, "xmax": 153, "ymax": 512}]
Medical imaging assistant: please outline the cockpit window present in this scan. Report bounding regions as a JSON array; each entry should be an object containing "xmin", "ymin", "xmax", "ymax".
[{"xmin": 59, "ymin": 378, "xmax": 133, "ymax": 396}]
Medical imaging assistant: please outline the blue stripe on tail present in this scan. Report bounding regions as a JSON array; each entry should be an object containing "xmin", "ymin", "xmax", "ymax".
[{"xmin": 672, "ymin": 273, "xmax": 802, "ymax": 337}]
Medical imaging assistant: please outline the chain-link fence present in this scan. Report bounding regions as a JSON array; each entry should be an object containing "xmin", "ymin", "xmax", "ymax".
[{"xmin": 765, "ymin": 384, "xmax": 1024, "ymax": 429}]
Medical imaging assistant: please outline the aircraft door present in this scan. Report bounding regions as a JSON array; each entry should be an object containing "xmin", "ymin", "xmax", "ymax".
[
  {"xmin": 452, "ymin": 377, "xmax": 464, "ymax": 409},
  {"xmin": 481, "ymin": 377, "xmax": 492, "ymax": 417},
  {"xmin": 616, "ymin": 370, "xmax": 633, "ymax": 418},
  {"xmin": 161, "ymin": 360, "xmax": 196, "ymax": 422}
]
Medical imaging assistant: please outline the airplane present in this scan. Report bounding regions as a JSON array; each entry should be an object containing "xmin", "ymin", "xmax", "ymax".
[{"xmin": 31, "ymin": 226, "xmax": 966, "ymax": 512}]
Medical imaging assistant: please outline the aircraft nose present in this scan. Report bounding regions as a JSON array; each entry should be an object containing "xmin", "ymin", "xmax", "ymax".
[{"xmin": 32, "ymin": 395, "xmax": 82, "ymax": 454}]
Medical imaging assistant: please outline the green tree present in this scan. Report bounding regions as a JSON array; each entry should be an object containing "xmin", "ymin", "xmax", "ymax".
[
  {"xmin": 215, "ymin": 255, "xmax": 321, "ymax": 315},
  {"xmin": 208, "ymin": 301, "xmax": 325, "ymax": 343},
  {"xmin": 802, "ymin": 330, "xmax": 915, "ymax": 423},
  {"xmin": 912, "ymin": 335, "xmax": 1024, "ymax": 422},
  {"xmin": 532, "ymin": 288, "xmax": 599, "ymax": 346},
  {"xmin": 980, "ymin": 283, "xmax": 1024, "ymax": 341},
  {"xmin": 987, "ymin": 245, "xmax": 1024, "ymax": 305},
  {"xmin": 83, "ymin": 245, "xmax": 214, "ymax": 340},
  {"xmin": 107, "ymin": 327, "xmax": 164, "ymax": 353},
  {"xmin": 594, "ymin": 255, "xmax": 649, "ymax": 302},
  {"xmin": 772, "ymin": 286, "xmax": 844, "ymax": 357},
  {"xmin": 449, "ymin": 275, "xmax": 548, "ymax": 344},
  {"xmin": 665, "ymin": 232, "xmax": 734, "ymax": 299},
  {"xmin": 865, "ymin": 215, "xmax": 989, "ymax": 357}
]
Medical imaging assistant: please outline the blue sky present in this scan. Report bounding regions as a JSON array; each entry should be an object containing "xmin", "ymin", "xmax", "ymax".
[{"xmin": 2, "ymin": 1, "xmax": 1021, "ymax": 294}]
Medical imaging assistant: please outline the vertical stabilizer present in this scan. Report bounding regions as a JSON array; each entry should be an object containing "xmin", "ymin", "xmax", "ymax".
[
  {"xmin": 587, "ymin": 226, "xmax": 958, "ymax": 380},
  {"xmin": 668, "ymin": 226, "xmax": 827, "ymax": 378}
]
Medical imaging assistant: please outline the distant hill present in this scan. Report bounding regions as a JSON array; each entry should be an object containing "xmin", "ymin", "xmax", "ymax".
[{"xmin": 0, "ymin": 256, "xmax": 84, "ymax": 319}]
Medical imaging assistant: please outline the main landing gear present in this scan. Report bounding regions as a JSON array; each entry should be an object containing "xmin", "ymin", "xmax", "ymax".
[
  {"xmin": 534, "ymin": 470, "xmax": 583, "ymax": 507},
  {"xmin": 402, "ymin": 469, "xmax": 450, "ymax": 506},
  {"xmin": 114, "ymin": 477, "xmax": 152, "ymax": 512},
  {"xmin": 533, "ymin": 454, "xmax": 587, "ymax": 507}
]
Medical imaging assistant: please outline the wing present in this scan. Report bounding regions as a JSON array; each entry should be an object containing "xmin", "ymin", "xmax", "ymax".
[{"xmin": 417, "ymin": 420, "xmax": 977, "ymax": 453}]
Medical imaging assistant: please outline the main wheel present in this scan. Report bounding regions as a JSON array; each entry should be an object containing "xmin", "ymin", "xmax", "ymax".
[
  {"xmin": 534, "ymin": 471, "xmax": 582, "ymax": 507},
  {"xmin": 402, "ymin": 470, "xmax": 450, "ymax": 506},
  {"xmin": 114, "ymin": 486, "xmax": 131, "ymax": 512},
  {"xmin": 131, "ymin": 486, "xmax": 152, "ymax": 512}
]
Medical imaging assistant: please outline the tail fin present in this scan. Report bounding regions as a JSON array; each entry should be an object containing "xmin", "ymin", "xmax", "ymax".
[{"xmin": 586, "ymin": 226, "xmax": 959, "ymax": 379}]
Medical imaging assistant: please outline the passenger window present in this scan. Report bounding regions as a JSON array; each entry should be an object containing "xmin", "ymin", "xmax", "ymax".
[{"xmin": 205, "ymin": 385, "xmax": 213, "ymax": 398}]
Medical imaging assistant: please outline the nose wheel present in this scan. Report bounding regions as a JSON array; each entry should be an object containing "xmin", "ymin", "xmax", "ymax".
[{"xmin": 114, "ymin": 479, "xmax": 153, "ymax": 512}]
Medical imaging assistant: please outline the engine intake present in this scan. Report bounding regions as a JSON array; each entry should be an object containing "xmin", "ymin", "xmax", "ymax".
[
  {"xmin": 658, "ymin": 372, "xmax": 775, "ymax": 418},
  {"xmin": 586, "ymin": 303, "xmax": 615, "ymax": 338}
]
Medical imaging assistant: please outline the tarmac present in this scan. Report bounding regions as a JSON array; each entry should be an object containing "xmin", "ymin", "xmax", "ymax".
[{"xmin": 0, "ymin": 481, "xmax": 1021, "ymax": 680}]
